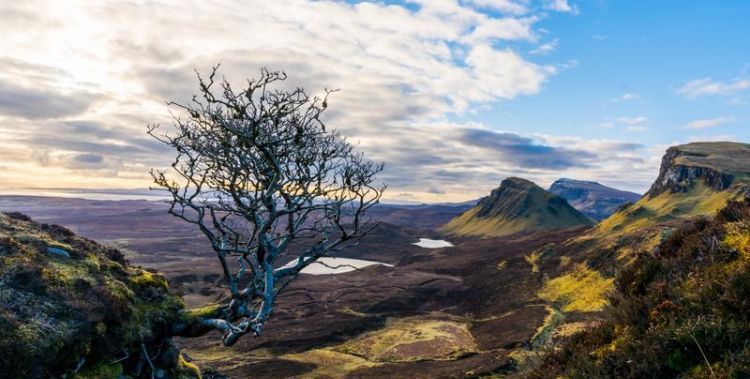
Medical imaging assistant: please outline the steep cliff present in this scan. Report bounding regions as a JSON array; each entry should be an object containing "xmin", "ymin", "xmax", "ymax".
[{"xmin": 646, "ymin": 142, "xmax": 750, "ymax": 197}]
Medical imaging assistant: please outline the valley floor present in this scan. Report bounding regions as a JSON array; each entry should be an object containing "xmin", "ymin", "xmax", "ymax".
[{"xmin": 0, "ymin": 196, "xmax": 591, "ymax": 378}]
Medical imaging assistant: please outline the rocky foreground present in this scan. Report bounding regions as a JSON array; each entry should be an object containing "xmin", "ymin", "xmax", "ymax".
[{"xmin": 0, "ymin": 212, "xmax": 199, "ymax": 378}]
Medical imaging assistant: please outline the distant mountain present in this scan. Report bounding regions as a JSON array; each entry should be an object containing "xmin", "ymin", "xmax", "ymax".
[
  {"xmin": 548, "ymin": 178, "xmax": 641, "ymax": 221},
  {"xmin": 440, "ymin": 177, "xmax": 593, "ymax": 237},
  {"xmin": 369, "ymin": 201, "xmax": 476, "ymax": 230}
]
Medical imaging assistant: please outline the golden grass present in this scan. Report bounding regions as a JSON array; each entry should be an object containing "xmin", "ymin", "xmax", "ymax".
[
  {"xmin": 496, "ymin": 259, "xmax": 508, "ymax": 270},
  {"xmin": 552, "ymin": 322, "xmax": 595, "ymax": 338},
  {"xmin": 539, "ymin": 263, "xmax": 614, "ymax": 313},
  {"xmin": 573, "ymin": 181, "xmax": 744, "ymax": 263},
  {"xmin": 272, "ymin": 317, "xmax": 479, "ymax": 378},
  {"xmin": 281, "ymin": 349, "xmax": 379, "ymax": 379},
  {"xmin": 597, "ymin": 182, "xmax": 736, "ymax": 236},
  {"xmin": 723, "ymin": 222, "xmax": 750, "ymax": 260},
  {"xmin": 524, "ymin": 252, "xmax": 540, "ymax": 273},
  {"xmin": 337, "ymin": 307, "xmax": 370, "ymax": 318},
  {"xmin": 441, "ymin": 207, "xmax": 531, "ymax": 237},
  {"xmin": 178, "ymin": 354, "xmax": 202, "ymax": 379},
  {"xmin": 558, "ymin": 256, "xmax": 571, "ymax": 268},
  {"xmin": 333, "ymin": 317, "xmax": 477, "ymax": 362},
  {"xmin": 530, "ymin": 306, "xmax": 564, "ymax": 347}
]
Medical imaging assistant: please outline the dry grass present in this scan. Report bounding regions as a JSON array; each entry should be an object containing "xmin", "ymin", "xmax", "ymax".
[
  {"xmin": 281, "ymin": 349, "xmax": 379, "ymax": 379},
  {"xmin": 596, "ymin": 182, "xmax": 737, "ymax": 237},
  {"xmin": 333, "ymin": 317, "xmax": 477, "ymax": 362},
  {"xmin": 496, "ymin": 259, "xmax": 508, "ymax": 270},
  {"xmin": 538, "ymin": 263, "xmax": 614, "ymax": 313},
  {"xmin": 441, "ymin": 207, "xmax": 531, "ymax": 237}
]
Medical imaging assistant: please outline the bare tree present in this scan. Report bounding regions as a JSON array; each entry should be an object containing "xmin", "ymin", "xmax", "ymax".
[{"xmin": 148, "ymin": 66, "xmax": 385, "ymax": 346}]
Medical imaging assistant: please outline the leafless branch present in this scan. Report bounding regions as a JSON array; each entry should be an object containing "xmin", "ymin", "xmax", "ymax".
[{"xmin": 149, "ymin": 66, "xmax": 385, "ymax": 346}]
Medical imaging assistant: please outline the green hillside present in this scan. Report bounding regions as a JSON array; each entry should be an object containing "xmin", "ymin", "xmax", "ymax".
[
  {"xmin": 569, "ymin": 142, "xmax": 750, "ymax": 265},
  {"xmin": 440, "ymin": 177, "xmax": 593, "ymax": 238}
]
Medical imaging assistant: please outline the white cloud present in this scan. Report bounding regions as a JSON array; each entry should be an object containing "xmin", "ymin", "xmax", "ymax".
[
  {"xmin": 462, "ymin": 16, "xmax": 537, "ymax": 44},
  {"xmin": 0, "ymin": 0, "xmax": 659, "ymax": 201},
  {"xmin": 0, "ymin": 1, "xmax": 559, "ymax": 194},
  {"xmin": 615, "ymin": 116, "xmax": 648, "ymax": 126},
  {"xmin": 530, "ymin": 39, "xmax": 558, "ymax": 55},
  {"xmin": 677, "ymin": 77, "xmax": 750, "ymax": 98},
  {"xmin": 544, "ymin": 0, "xmax": 576, "ymax": 13},
  {"xmin": 612, "ymin": 92, "xmax": 639, "ymax": 102},
  {"xmin": 684, "ymin": 116, "xmax": 735, "ymax": 129},
  {"xmin": 466, "ymin": 0, "xmax": 528, "ymax": 14},
  {"xmin": 624, "ymin": 126, "xmax": 647, "ymax": 133}
]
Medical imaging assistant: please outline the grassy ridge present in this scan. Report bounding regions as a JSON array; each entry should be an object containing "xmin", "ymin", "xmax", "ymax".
[{"xmin": 530, "ymin": 200, "xmax": 750, "ymax": 378}]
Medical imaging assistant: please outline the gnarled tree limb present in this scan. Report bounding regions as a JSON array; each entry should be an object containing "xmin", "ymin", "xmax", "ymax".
[{"xmin": 150, "ymin": 65, "xmax": 385, "ymax": 346}]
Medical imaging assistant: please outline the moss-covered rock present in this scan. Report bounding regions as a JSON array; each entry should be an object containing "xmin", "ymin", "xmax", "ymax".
[{"xmin": 0, "ymin": 212, "xmax": 198, "ymax": 378}]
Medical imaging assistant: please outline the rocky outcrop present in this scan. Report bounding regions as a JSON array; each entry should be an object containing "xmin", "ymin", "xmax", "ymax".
[
  {"xmin": 0, "ymin": 212, "xmax": 199, "ymax": 379},
  {"xmin": 549, "ymin": 178, "xmax": 641, "ymax": 221},
  {"xmin": 647, "ymin": 145, "xmax": 735, "ymax": 198}
]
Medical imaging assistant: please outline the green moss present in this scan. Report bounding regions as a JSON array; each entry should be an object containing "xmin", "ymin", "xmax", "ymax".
[
  {"xmin": 0, "ymin": 213, "xmax": 191, "ymax": 378},
  {"xmin": 129, "ymin": 269, "xmax": 168, "ymax": 289},
  {"xmin": 184, "ymin": 303, "xmax": 223, "ymax": 319},
  {"xmin": 73, "ymin": 362, "xmax": 123, "ymax": 379}
]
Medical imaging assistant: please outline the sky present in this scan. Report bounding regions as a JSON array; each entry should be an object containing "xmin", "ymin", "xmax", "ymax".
[{"xmin": 1, "ymin": 0, "xmax": 749, "ymax": 203}]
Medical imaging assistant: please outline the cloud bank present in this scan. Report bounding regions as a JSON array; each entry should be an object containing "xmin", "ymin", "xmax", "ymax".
[{"xmin": 0, "ymin": 0, "xmax": 653, "ymax": 201}]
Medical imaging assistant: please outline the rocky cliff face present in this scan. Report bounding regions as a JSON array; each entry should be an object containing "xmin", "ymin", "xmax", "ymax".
[
  {"xmin": 647, "ymin": 146, "xmax": 735, "ymax": 197},
  {"xmin": 441, "ymin": 177, "xmax": 593, "ymax": 237},
  {"xmin": 549, "ymin": 178, "xmax": 641, "ymax": 221}
]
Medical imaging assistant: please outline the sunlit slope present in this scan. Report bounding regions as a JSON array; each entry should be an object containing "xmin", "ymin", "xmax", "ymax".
[
  {"xmin": 440, "ymin": 177, "xmax": 593, "ymax": 238},
  {"xmin": 583, "ymin": 142, "xmax": 750, "ymax": 248},
  {"xmin": 535, "ymin": 142, "xmax": 750, "ymax": 323}
]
